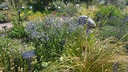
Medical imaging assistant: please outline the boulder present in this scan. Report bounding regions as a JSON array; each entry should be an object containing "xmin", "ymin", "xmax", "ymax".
[
  {"xmin": 78, "ymin": 15, "xmax": 96, "ymax": 27},
  {"xmin": 78, "ymin": 15, "xmax": 96, "ymax": 34}
]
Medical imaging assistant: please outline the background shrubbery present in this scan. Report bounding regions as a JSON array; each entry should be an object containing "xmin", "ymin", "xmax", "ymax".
[
  {"xmin": 94, "ymin": 5, "xmax": 128, "ymax": 41},
  {"xmin": 95, "ymin": 5, "xmax": 122, "ymax": 27}
]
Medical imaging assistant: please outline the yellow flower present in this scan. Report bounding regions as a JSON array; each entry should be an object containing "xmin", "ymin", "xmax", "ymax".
[
  {"xmin": 20, "ymin": 12, "xmax": 24, "ymax": 17},
  {"xmin": 28, "ymin": 10, "xmax": 32, "ymax": 14}
]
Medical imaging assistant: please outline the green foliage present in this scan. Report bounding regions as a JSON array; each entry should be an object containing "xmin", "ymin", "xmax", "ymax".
[
  {"xmin": 0, "ymin": 11, "xmax": 8, "ymax": 22},
  {"xmin": 0, "ymin": 37, "xmax": 34, "ymax": 72},
  {"xmin": 64, "ymin": 0, "xmax": 96, "ymax": 4},
  {"xmin": 99, "ymin": 25, "xmax": 128, "ymax": 41},
  {"xmin": 65, "ymin": 0, "xmax": 80, "ymax": 3},
  {"xmin": 48, "ymin": 1, "xmax": 64, "ymax": 11},
  {"xmin": 97, "ymin": 5, "xmax": 121, "ymax": 18},
  {"xmin": 109, "ymin": 0, "xmax": 127, "ymax": 9},
  {"xmin": 99, "ymin": 26, "xmax": 120, "ymax": 38},
  {"xmin": 95, "ymin": 5, "xmax": 127, "ymax": 40},
  {"xmin": 46, "ymin": 1, "xmax": 78, "ymax": 16},
  {"xmin": 28, "ymin": 0, "xmax": 53, "ymax": 12},
  {"xmin": 61, "ymin": 3, "xmax": 78, "ymax": 16},
  {"xmin": 127, "ymin": 0, "xmax": 128, "ymax": 5},
  {"xmin": 95, "ymin": 5, "xmax": 122, "ymax": 27},
  {"xmin": 56, "ymin": 2, "xmax": 78, "ymax": 16},
  {"xmin": 7, "ymin": 25, "xmax": 28, "ymax": 39}
]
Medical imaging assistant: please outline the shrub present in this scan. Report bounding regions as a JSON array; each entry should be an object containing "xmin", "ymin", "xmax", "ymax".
[
  {"xmin": 99, "ymin": 26, "xmax": 120, "ymax": 38},
  {"xmin": 50, "ymin": 1, "xmax": 66, "ymax": 11},
  {"xmin": 109, "ymin": 0, "xmax": 127, "ymax": 9},
  {"xmin": 97, "ymin": 5, "xmax": 122, "ymax": 18},
  {"xmin": 107, "ymin": 16, "xmax": 124, "ymax": 26},
  {"xmin": 78, "ymin": 5, "xmax": 98, "ymax": 18},
  {"xmin": 95, "ymin": 5, "xmax": 122, "ymax": 27},
  {"xmin": 99, "ymin": 25, "xmax": 128, "ymax": 40},
  {"xmin": 29, "ymin": 0, "xmax": 53, "ymax": 12},
  {"xmin": 61, "ymin": 3, "xmax": 78, "ymax": 16},
  {"xmin": 7, "ymin": 24, "xmax": 29, "ymax": 39}
]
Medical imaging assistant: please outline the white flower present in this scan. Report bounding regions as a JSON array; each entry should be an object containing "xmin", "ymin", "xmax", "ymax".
[
  {"xmin": 59, "ymin": 56, "xmax": 64, "ymax": 61},
  {"xmin": 22, "ymin": 6, "xmax": 25, "ymax": 9},
  {"xmin": 29, "ymin": 6, "xmax": 33, "ymax": 9},
  {"xmin": 58, "ymin": 6, "xmax": 61, "ymax": 9}
]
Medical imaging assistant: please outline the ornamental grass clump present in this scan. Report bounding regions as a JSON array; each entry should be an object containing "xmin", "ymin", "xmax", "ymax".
[{"xmin": 42, "ymin": 34, "xmax": 128, "ymax": 72}]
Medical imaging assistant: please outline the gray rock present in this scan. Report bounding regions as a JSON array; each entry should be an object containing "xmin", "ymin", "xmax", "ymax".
[
  {"xmin": 78, "ymin": 15, "xmax": 96, "ymax": 34},
  {"xmin": 78, "ymin": 15, "xmax": 96, "ymax": 27},
  {"xmin": 0, "ymin": 2, "xmax": 9, "ymax": 10},
  {"xmin": 87, "ymin": 17, "xmax": 96, "ymax": 29},
  {"xmin": 78, "ymin": 15, "xmax": 88, "ymax": 25}
]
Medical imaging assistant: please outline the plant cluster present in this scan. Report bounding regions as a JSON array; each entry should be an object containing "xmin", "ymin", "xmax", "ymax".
[
  {"xmin": 94, "ymin": 5, "xmax": 128, "ymax": 40},
  {"xmin": 7, "ymin": 24, "xmax": 29, "ymax": 39},
  {"xmin": 25, "ymin": 15, "xmax": 81, "ymax": 65},
  {"xmin": 0, "ymin": 37, "xmax": 35, "ymax": 72}
]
